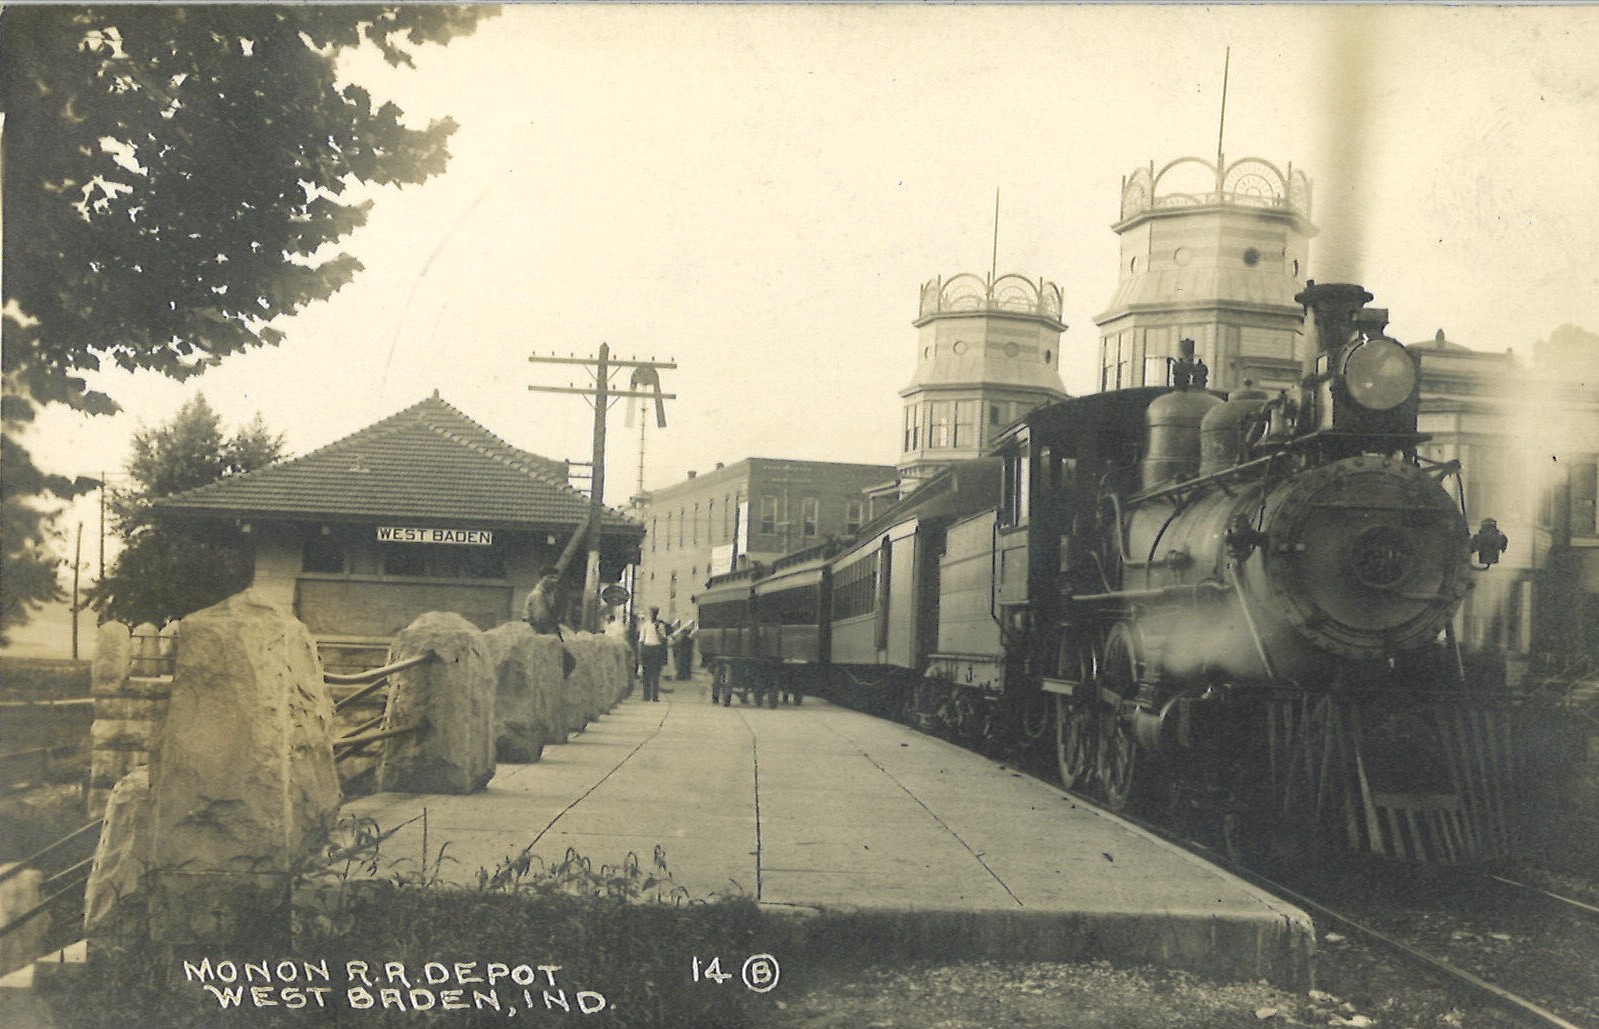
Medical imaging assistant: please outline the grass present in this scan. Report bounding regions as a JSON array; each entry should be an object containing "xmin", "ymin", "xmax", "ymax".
[{"xmin": 45, "ymin": 821, "xmax": 796, "ymax": 1029}]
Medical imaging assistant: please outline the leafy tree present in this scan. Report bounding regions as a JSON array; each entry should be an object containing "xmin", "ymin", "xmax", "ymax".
[
  {"xmin": 94, "ymin": 395, "xmax": 285, "ymax": 625},
  {"xmin": 0, "ymin": 4, "xmax": 491, "ymax": 638}
]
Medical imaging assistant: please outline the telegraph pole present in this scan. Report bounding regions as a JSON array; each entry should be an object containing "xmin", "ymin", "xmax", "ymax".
[{"xmin": 529, "ymin": 344, "xmax": 675, "ymax": 631}]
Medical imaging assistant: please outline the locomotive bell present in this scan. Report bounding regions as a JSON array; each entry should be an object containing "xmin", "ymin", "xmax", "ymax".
[{"xmin": 1141, "ymin": 339, "xmax": 1223, "ymax": 489}]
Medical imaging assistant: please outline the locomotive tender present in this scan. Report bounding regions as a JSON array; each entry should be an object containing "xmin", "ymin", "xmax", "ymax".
[{"xmin": 699, "ymin": 282, "xmax": 1515, "ymax": 864}]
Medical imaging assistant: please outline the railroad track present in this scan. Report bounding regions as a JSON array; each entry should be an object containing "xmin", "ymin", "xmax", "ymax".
[{"xmin": 868, "ymin": 700, "xmax": 1599, "ymax": 1029}]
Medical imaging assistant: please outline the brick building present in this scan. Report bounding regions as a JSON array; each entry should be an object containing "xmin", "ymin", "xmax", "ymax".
[{"xmin": 633, "ymin": 458, "xmax": 895, "ymax": 623}]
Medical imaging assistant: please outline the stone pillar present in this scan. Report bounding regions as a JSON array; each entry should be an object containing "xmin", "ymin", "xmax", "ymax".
[
  {"xmin": 482, "ymin": 622, "xmax": 567, "ymax": 761},
  {"xmin": 88, "ymin": 621, "xmax": 171, "ymax": 817},
  {"xmin": 0, "ymin": 865, "xmax": 46, "ymax": 978},
  {"xmin": 82, "ymin": 767, "xmax": 153, "ymax": 954},
  {"xmin": 147, "ymin": 591, "xmax": 339, "ymax": 948},
  {"xmin": 377, "ymin": 612, "xmax": 494, "ymax": 794}
]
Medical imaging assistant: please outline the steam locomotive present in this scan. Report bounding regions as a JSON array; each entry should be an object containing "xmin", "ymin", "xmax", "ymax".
[{"xmin": 699, "ymin": 282, "xmax": 1517, "ymax": 864}]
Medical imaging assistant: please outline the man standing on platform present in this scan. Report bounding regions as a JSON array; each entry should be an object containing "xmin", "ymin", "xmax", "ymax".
[{"xmin": 638, "ymin": 606, "xmax": 669, "ymax": 701}]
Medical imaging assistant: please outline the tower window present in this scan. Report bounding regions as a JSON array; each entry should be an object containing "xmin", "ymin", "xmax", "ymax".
[
  {"xmin": 929, "ymin": 401, "xmax": 952, "ymax": 448},
  {"xmin": 953, "ymin": 400, "xmax": 978, "ymax": 448}
]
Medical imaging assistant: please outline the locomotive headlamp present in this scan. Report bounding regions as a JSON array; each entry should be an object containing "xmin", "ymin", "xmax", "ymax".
[{"xmin": 1342, "ymin": 337, "xmax": 1417, "ymax": 411}]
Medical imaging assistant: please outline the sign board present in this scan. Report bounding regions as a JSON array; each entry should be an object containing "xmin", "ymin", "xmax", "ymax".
[
  {"xmin": 600, "ymin": 584, "xmax": 630, "ymax": 606},
  {"xmin": 376, "ymin": 527, "xmax": 494, "ymax": 546}
]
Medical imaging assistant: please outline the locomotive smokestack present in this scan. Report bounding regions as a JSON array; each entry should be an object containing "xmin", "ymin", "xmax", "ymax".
[{"xmin": 1297, "ymin": 280, "xmax": 1373, "ymax": 378}]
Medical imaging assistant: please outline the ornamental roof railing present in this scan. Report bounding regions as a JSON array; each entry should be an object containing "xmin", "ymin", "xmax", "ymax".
[
  {"xmin": 917, "ymin": 273, "xmax": 1065, "ymax": 323},
  {"xmin": 1120, "ymin": 156, "xmax": 1312, "ymax": 223}
]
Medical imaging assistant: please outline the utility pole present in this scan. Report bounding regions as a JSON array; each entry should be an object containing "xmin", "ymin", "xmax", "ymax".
[
  {"xmin": 71, "ymin": 522, "xmax": 82, "ymax": 660},
  {"xmin": 529, "ymin": 344, "xmax": 675, "ymax": 631}
]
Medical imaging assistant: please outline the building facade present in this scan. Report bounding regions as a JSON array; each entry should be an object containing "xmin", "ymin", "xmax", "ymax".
[
  {"xmin": 1095, "ymin": 156, "xmax": 1316, "ymax": 394},
  {"xmin": 156, "ymin": 393, "xmax": 643, "ymax": 668},
  {"xmin": 633, "ymin": 458, "xmax": 895, "ymax": 623},
  {"xmin": 1411, "ymin": 330, "xmax": 1599, "ymax": 681},
  {"xmin": 899, "ymin": 273, "xmax": 1069, "ymax": 485}
]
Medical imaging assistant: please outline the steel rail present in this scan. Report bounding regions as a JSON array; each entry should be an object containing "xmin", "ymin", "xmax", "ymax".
[{"xmin": 1487, "ymin": 873, "xmax": 1599, "ymax": 921}]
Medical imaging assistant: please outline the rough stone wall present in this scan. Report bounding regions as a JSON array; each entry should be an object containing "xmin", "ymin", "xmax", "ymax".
[
  {"xmin": 565, "ymin": 633, "xmax": 632, "ymax": 726},
  {"xmin": 146, "ymin": 591, "xmax": 340, "ymax": 946},
  {"xmin": 377, "ymin": 612, "xmax": 495, "ymax": 793},
  {"xmin": 88, "ymin": 621, "xmax": 172, "ymax": 817},
  {"xmin": 481, "ymin": 623, "xmax": 566, "ymax": 761}
]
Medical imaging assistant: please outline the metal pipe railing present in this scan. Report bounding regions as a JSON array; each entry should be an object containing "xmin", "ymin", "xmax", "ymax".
[
  {"xmin": 333, "ymin": 723, "xmax": 425, "ymax": 757},
  {"xmin": 0, "ymin": 820, "xmax": 104, "ymax": 888}
]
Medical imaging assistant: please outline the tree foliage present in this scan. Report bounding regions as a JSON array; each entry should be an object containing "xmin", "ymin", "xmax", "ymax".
[
  {"xmin": 94, "ymin": 395, "xmax": 286, "ymax": 625},
  {"xmin": 0, "ymin": 4, "xmax": 490, "ymax": 637}
]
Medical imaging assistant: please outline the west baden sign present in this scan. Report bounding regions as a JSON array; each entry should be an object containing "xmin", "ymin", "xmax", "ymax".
[{"xmin": 376, "ymin": 526, "xmax": 494, "ymax": 546}]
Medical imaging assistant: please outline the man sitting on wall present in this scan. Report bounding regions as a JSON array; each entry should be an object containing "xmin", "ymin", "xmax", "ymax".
[
  {"xmin": 524, "ymin": 568, "xmax": 576, "ymax": 678},
  {"xmin": 523, "ymin": 568, "xmax": 563, "ymax": 635}
]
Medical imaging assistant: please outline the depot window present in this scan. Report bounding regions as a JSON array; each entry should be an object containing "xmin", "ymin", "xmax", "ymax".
[
  {"xmin": 302, "ymin": 532, "xmax": 346, "ymax": 574},
  {"xmin": 381, "ymin": 544, "xmax": 426, "ymax": 577}
]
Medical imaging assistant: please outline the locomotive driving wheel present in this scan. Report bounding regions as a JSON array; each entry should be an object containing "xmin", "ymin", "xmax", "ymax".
[
  {"xmin": 1096, "ymin": 623, "xmax": 1142, "ymax": 811},
  {"xmin": 1055, "ymin": 695, "xmax": 1096, "ymax": 789},
  {"xmin": 1054, "ymin": 633, "xmax": 1100, "ymax": 789}
]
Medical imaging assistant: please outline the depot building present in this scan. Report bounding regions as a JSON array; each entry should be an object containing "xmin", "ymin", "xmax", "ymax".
[{"xmin": 156, "ymin": 392, "xmax": 643, "ymax": 669}]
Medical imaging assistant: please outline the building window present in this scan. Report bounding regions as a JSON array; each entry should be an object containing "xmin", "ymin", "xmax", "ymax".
[
  {"xmin": 725, "ymin": 494, "xmax": 734, "ymax": 539},
  {"xmin": 989, "ymin": 403, "xmax": 1002, "ymax": 426},
  {"xmin": 801, "ymin": 497, "xmax": 819, "ymax": 537},
  {"xmin": 650, "ymin": 516, "xmax": 657, "ymax": 552},
  {"xmin": 382, "ymin": 545, "xmax": 427, "ymax": 577},
  {"xmin": 665, "ymin": 512, "xmax": 672, "ymax": 551},
  {"xmin": 460, "ymin": 543, "xmax": 506, "ymax": 579},
  {"xmin": 903, "ymin": 406, "xmax": 919, "ymax": 451},
  {"xmin": 953, "ymin": 400, "xmax": 978, "ymax": 448},
  {"xmin": 845, "ymin": 499, "xmax": 863, "ymax": 535},
  {"xmin": 692, "ymin": 502, "xmax": 699, "ymax": 545},
  {"xmin": 707, "ymin": 499, "xmax": 715, "ymax": 541},
  {"xmin": 302, "ymin": 533, "xmax": 345, "ymax": 574},
  {"xmin": 1573, "ymin": 458, "xmax": 1599, "ymax": 537},
  {"xmin": 678, "ymin": 506, "xmax": 685, "ymax": 548},
  {"xmin": 759, "ymin": 495, "xmax": 778, "ymax": 535},
  {"xmin": 929, "ymin": 401, "xmax": 952, "ymax": 448}
]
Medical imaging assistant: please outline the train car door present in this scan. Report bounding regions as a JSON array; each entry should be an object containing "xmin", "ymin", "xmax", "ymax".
[{"xmin": 996, "ymin": 432, "xmax": 1031, "ymax": 609}]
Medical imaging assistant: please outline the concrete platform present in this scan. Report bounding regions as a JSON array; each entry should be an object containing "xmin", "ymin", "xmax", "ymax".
[{"xmin": 339, "ymin": 677, "xmax": 1315, "ymax": 986}]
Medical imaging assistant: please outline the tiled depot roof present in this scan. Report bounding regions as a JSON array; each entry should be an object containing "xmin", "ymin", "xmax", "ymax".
[{"xmin": 156, "ymin": 393, "xmax": 642, "ymax": 536}]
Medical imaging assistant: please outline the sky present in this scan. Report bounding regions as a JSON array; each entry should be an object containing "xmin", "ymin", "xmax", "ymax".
[{"xmin": 14, "ymin": 3, "xmax": 1599, "ymax": 592}]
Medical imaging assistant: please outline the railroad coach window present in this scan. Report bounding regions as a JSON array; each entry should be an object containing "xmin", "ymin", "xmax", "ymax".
[{"xmin": 832, "ymin": 558, "xmax": 877, "ymax": 620}]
